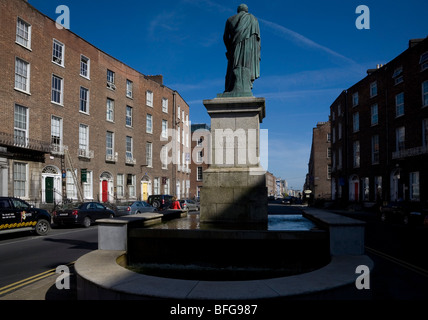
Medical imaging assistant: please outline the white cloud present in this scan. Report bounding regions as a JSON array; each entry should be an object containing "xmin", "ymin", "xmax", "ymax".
[{"xmin": 259, "ymin": 18, "xmax": 358, "ymax": 66}]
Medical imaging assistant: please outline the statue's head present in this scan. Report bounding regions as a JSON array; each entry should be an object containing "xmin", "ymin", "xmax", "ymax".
[{"xmin": 237, "ymin": 4, "xmax": 248, "ymax": 13}]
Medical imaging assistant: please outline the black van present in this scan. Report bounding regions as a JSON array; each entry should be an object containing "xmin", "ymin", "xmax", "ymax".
[
  {"xmin": 147, "ymin": 195, "xmax": 173, "ymax": 211},
  {"xmin": 0, "ymin": 197, "xmax": 51, "ymax": 236}
]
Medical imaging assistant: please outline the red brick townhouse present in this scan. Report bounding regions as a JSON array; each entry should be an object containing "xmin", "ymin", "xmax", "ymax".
[
  {"xmin": 330, "ymin": 37, "xmax": 428, "ymax": 208},
  {"xmin": 0, "ymin": 0, "xmax": 191, "ymax": 207}
]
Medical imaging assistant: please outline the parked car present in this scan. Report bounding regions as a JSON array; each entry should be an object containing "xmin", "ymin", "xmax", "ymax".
[
  {"xmin": 179, "ymin": 199, "xmax": 199, "ymax": 211},
  {"xmin": 53, "ymin": 202, "xmax": 115, "ymax": 228},
  {"xmin": 0, "ymin": 197, "xmax": 51, "ymax": 236},
  {"xmin": 380, "ymin": 201, "xmax": 428, "ymax": 225},
  {"xmin": 116, "ymin": 201, "xmax": 156, "ymax": 216},
  {"xmin": 147, "ymin": 195, "xmax": 174, "ymax": 211}
]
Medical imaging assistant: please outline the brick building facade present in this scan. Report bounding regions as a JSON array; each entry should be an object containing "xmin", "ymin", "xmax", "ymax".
[
  {"xmin": 330, "ymin": 37, "xmax": 428, "ymax": 207},
  {"xmin": 305, "ymin": 121, "xmax": 332, "ymax": 201},
  {"xmin": 0, "ymin": 0, "xmax": 191, "ymax": 207},
  {"xmin": 189, "ymin": 124, "xmax": 211, "ymax": 199}
]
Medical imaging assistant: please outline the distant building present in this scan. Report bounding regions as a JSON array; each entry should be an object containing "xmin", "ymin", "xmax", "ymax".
[
  {"xmin": 305, "ymin": 121, "xmax": 332, "ymax": 201},
  {"xmin": 330, "ymin": 37, "xmax": 428, "ymax": 207},
  {"xmin": 0, "ymin": 0, "xmax": 191, "ymax": 206},
  {"xmin": 189, "ymin": 124, "xmax": 211, "ymax": 199}
]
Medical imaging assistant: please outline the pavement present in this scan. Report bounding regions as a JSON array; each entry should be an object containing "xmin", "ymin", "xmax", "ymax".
[{"xmin": 0, "ymin": 265, "xmax": 77, "ymax": 300}]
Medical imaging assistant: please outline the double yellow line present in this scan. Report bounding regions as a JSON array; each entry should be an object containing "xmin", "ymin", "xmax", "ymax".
[
  {"xmin": 0, "ymin": 262, "xmax": 74, "ymax": 297},
  {"xmin": 365, "ymin": 246, "xmax": 428, "ymax": 278}
]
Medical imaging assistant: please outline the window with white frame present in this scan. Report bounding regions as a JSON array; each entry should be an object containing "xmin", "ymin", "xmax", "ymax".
[
  {"xmin": 126, "ymin": 136, "xmax": 133, "ymax": 162},
  {"xmin": 164, "ymin": 178, "xmax": 170, "ymax": 195},
  {"xmin": 420, "ymin": 52, "xmax": 428, "ymax": 71},
  {"xmin": 393, "ymin": 66, "xmax": 403, "ymax": 85},
  {"xmin": 154, "ymin": 177, "xmax": 160, "ymax": 194},
  {"xmin": 16, "ymin": 18, "xmax": 31, "ymax": 49},
  {"xmin": 80, "ymin": 87, "xmax": 89, "ymax": 113},
  {"xmin": 162, "ymin": 98, "xmax": 168, "ymax": 113},
  {"xmin": 66, "ymin": 169, "xmax": 77, "ymax": 200},
  {"xmin": 146, "ymin": 114, "xmax": 153, "ymax": 134},
  {"xmin": 51, "ymin": 75, "xmax": 63, "ymax": 105},
  {"xmin": 182, "ymin": 127, "xmax": 185, "ymax": 145},
  {"xmin": 353, "ymin": 141, "xmax": 360, "ymax": 168},
  {"xmin": 372, "ymin": 134, "xmax": 379, "ymax": 164},
  {"xmin": 161, "ymin": 120, "xmax": 168, "ymax": 139},
  {"xmin": 80, "ymin": 55, "xmax": 90, "ymax": 78},
  {"xmin": 15, "ymin": 58, "xmax": 30, "ymax": 93},
  {"xmin": 371, "ymin": 104, "xmax": 378, "ymax": 126},
  {"xmin": 197, "ymin": 150, "xmax": 203, "ymax": 163},
  {"xmin": 107, "ymin": 69, "xmax": 115, "ymax": 89},
  {"xmin": 117, "ymin": 174, "xmax": 124, "ymax": 198},
  {"xmin": 52, "ymin": 39, "xmax": 64, "ymax": 66},
  {"xmin": 177, "ymin": 125, "xmax": 180, "ymax": 143},
  {"xmin": 126, "ymin": 106, "xmax": 133, "ymax": 127},
  {"xmin": 83, "ymin": 170, "xmax": 93, "ymax": 200},
  {"xmin": 396, "ymin": 92, "xmax": 404, "ymax": 117},
  {"xmin": 79, "ymin": 124, "xmax": 89, "ymax": 153},
  {"xmin": 362, "ymin": 177, "xmax": 369, "ymax": 201},
  {"xmin": 128, "ymin": 175, "xmax": 136, "ymax": 198},
  {"xmin": 51, "ymin": 116, "xmax": 63, "ymax": 153},
  {"xmin": 197, "ymin": 167, "xmax": 203, "ymax": 181},
  {"xmin": 370, "ymin": 81, "xmax": 377, "ymax": 97},
  {"xmin": 106, "ymin": 98, "xmax": 114, "ymax": 122},
  {"xmin": 423, "ymin": 81, "xmax": 428, "ymax": 107},
  {"xmin": 146, "ymin": 142, "xmax": 153, "ymax": 167},
  {"xmin": 353, "ymin": 112, "xmax": 359, "ymax": 132},
  {"xmin": 352, "ymin": 92, "xmax": 359, "ymax": 107},
  {"xmin": 14, "ymin": 104, "xmax": 28, "ymax": 146},
  {"xmin": 106, "ymin": 131, "xmax": 114, "ymax": 160},
  {"xmin": 396, "ymin": 126, "xmax": 405, "ymax": 151},
  {"xmin": 161, "ymin": 146, "xmax": 168, "ymax": 169},
  {"xmin": 410, "ymin": 172, "xmax": 420, "ymax": 201},
  {"xmin": 146, "ymin": 91, "xmax": 153, "ymax": 107},
  {"xmin": 126, "ymin": 80, "xmax": 133, "ymax": 98},
  {"xmin": 13, "ymin": 162, "xmax": 27, "ymax": 198},
  {"xmin": 375, "ymin": 176, "xmax": 382, "ymax": 201}
]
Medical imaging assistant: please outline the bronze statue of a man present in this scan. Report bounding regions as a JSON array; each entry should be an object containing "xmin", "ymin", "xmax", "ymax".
[{"xmin": 222, "ymin": 4, "xmax": 261, "ymax": 97}]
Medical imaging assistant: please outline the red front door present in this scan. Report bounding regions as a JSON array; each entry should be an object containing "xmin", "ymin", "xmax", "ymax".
[{"xmin": 102, "ymin": 180, "xmax": 108, "ymax": 202}]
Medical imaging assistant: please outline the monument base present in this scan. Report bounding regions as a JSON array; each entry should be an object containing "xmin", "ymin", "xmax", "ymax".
[
  {"xmin": 200, "ymin": 96, "xmax": 267, "ymax": 226},
  {"xmin": 200, "ymin": 167, "xmax": 268, "ymax": 226}
]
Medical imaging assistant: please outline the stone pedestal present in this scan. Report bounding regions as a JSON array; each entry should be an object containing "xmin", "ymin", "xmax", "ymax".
[{"xmin": 200, "ymin": 96, "xmax": 268, "ymax": 226}]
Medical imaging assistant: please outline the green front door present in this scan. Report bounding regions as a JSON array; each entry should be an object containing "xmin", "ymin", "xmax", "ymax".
[{"xmin": 45, "ymin": 177, "xmax": 54, "ymax": 203}]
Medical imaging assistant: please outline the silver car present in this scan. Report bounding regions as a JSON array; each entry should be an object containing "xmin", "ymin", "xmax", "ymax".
[
  {"xmin": 179, "ymin": 199, "xmax": 199, "ymax": 211},
  {"xmin": 116, "ymin": 201, "xmax": 156, "ymax": 216}
]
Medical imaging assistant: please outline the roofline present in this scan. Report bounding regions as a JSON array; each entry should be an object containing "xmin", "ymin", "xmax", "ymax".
[{"xmin": 24, "ymin": 0, "xmax": 188, "ymax": 106}]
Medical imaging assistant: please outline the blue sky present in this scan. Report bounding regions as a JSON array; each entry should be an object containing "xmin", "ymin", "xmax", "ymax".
[{"xmin": 29, "ymin": 0, "xmax": 428, "ymax": 190}]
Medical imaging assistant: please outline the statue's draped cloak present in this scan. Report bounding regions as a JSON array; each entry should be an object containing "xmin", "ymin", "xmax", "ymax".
[{"xmin": 224, "ymin": 11, "xmax": 261, "ymax": 92}]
